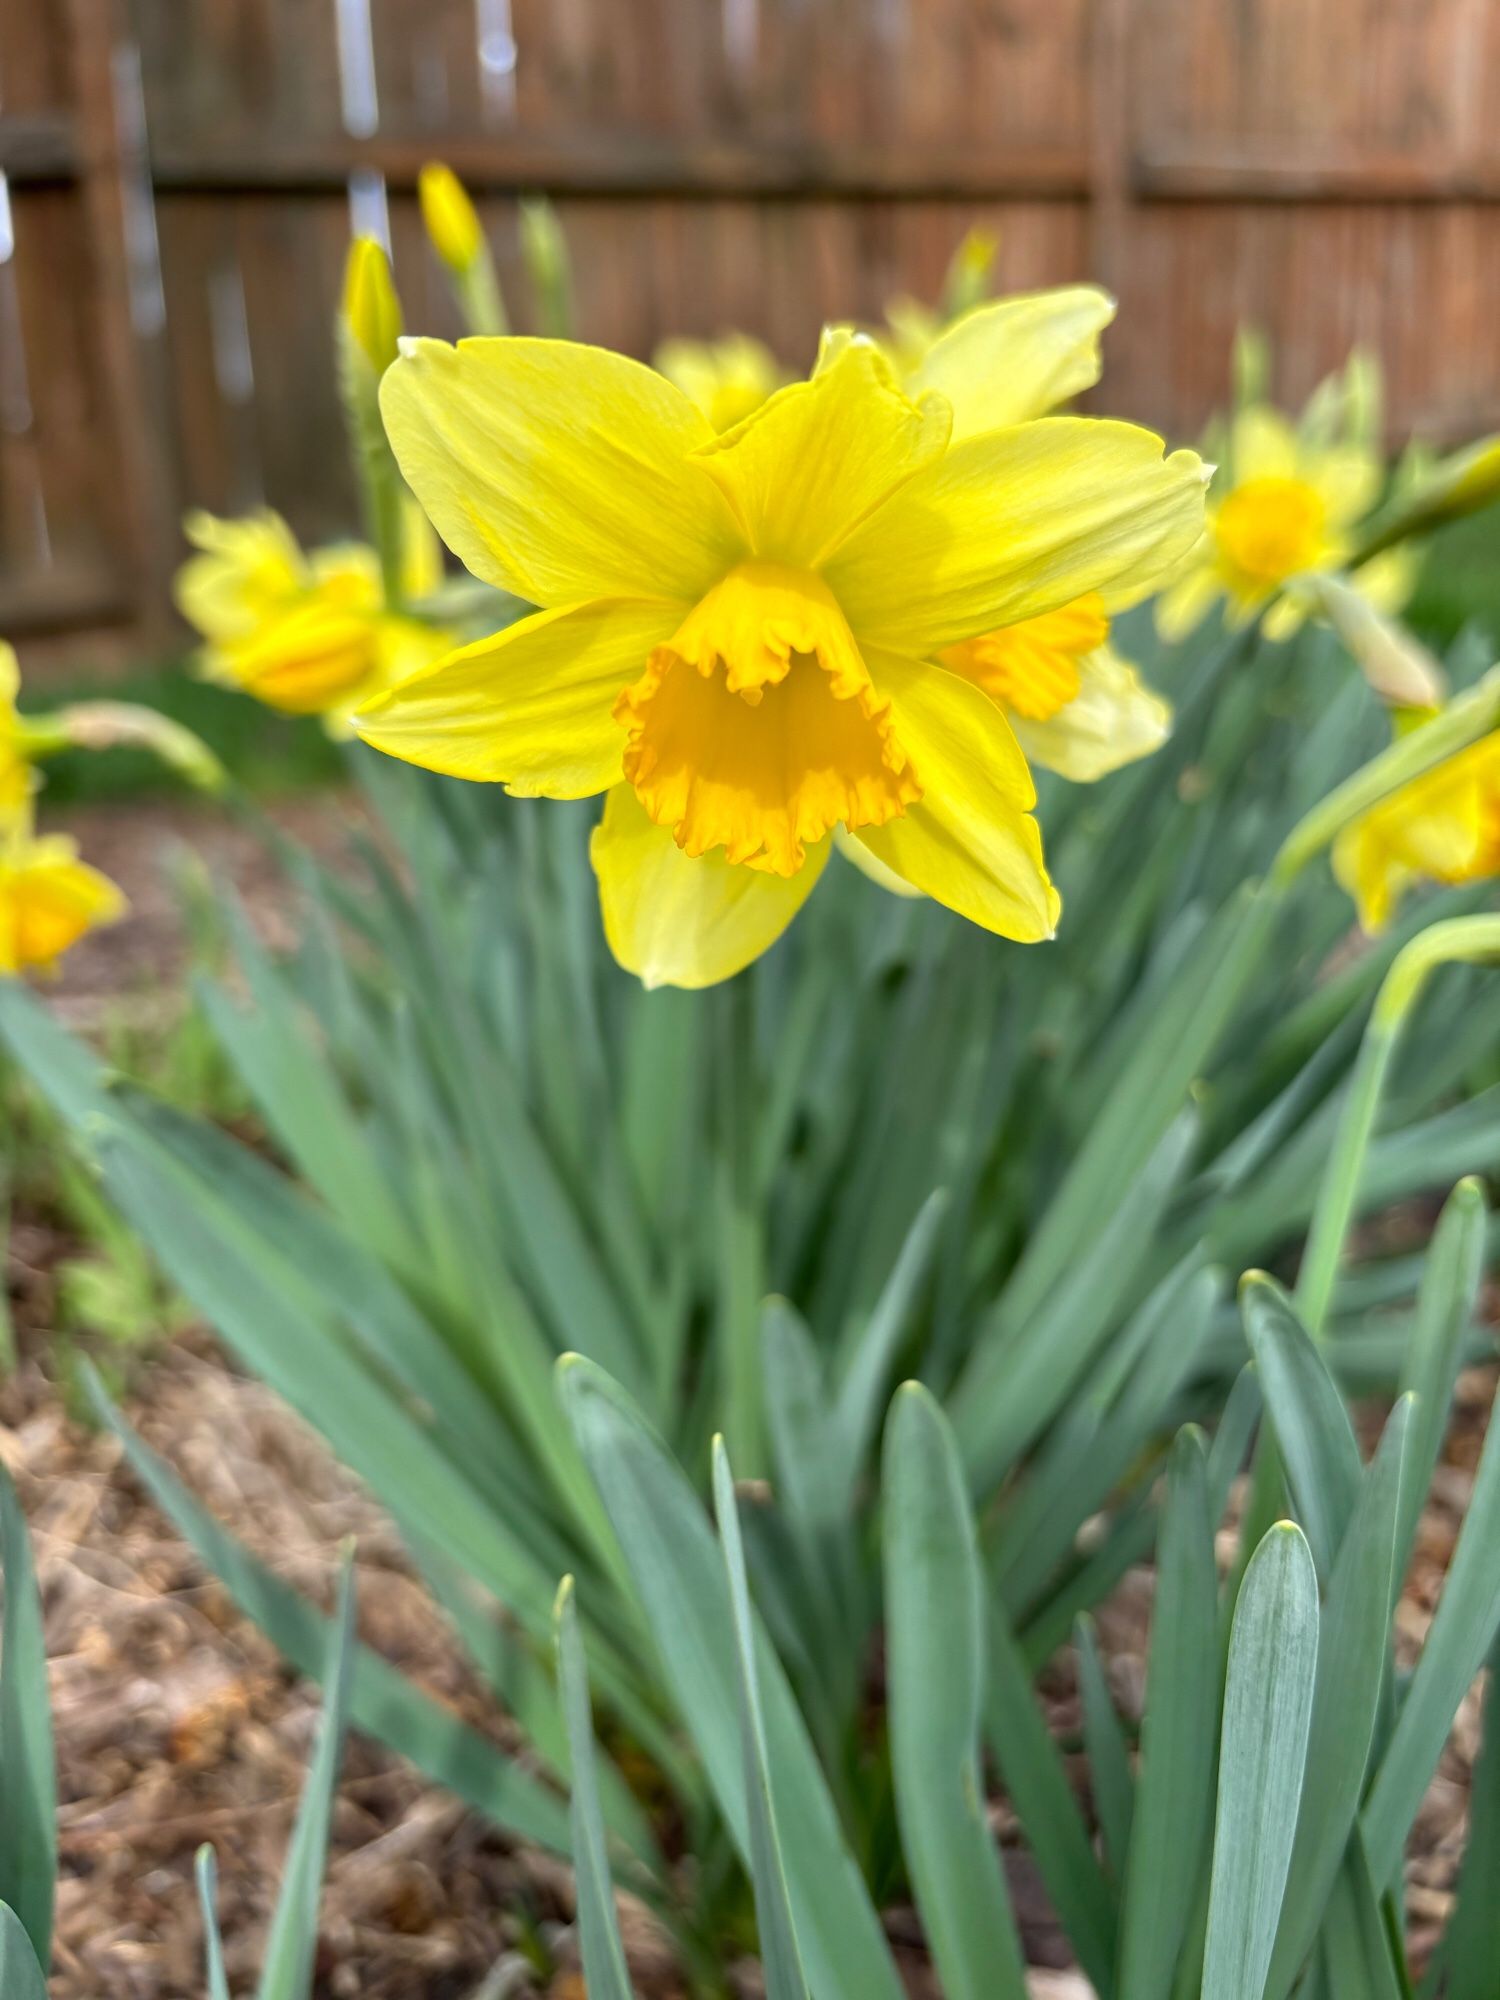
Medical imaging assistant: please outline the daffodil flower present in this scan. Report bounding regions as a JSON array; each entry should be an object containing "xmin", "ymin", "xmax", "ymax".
[
  {"xmin": 1334, "ymin": 722, "xmax": 1500, "ymax": 930},
  {"xmin": 0, "ymin": 804, "xmax": 125, "ymax": 978},
  {"xmin": 1156, "ymin": 396, "xmax": 1412, "ymax": 644},
  {"xmin": 175, "ymin": 504, "xmax": 452, "ymax": 732},
  {"xmin": 0, "ymin": 644, "xmax": 36, "ymax": 821},
  {"xmin": 656, "ymin": 334, "xmax": 788, "ymax": 436},
  {"xmin": 357, "ymin": 334, "xmax": 1206, "ymax": 987}
]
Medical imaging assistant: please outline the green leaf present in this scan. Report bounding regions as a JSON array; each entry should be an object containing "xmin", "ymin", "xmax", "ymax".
[
  {"xmin": 983, "ymin": 1597, "xmax": 1118, "ymax": 1992},
  {"xmin": 712, "ymin": 1442, "xmax": 811, "ymax": 2000},
  {"xmin": 1076, "ymin": 1615, "xmax": 1134, "ymax": 1886},
  {"xmin": 1241, "ymin": 1273, "xmax": 1362, "ymax": 1580},
  {"xmin": 1442, "ymin": 1639, "xmax": 1500, "ymax": 1999},
  {"xmin": 1202, "ymin": 1524, "xmax": 1320, "ymax": 2000},
  {"xmin": 1265, "ymin": 1400, "xmax": 1412, "ymax": 2000},
  {"xmin": 830, "ymin": 1187, "xmax": 947, "ymax": 1497},
  {"xmin": 1119, "ymin": 1427, "xmax": 1220, "ymax": 2000},
  {"xmin": 0, "ymin": 1460, "xmax": 55, "ymax": 1969},
  {"xmin": 1395, "ymin": 1178, "xmax": 1487, "ymax": 1577},
  {"xmin": 1317, "ymin": 1843, "xmax": 1410, "ymax": 2000},
  {"xmin": 196, "ymin": 1846, "xmax": 232, "ymax": 2000},
  {"xmin": 89, "ymin": 1369, "xmax": 574, "ymax": 1856},
  {"xmin": 1362, "ymin": 1365, "xmax": 1500, "ymax": 1885},
  {"xmin": 0, "ymin": 1904, "xmax": 47, "ymax": 2000},
  {"xmin": 882, "ymin": 1383, "xmax": 1028, "ymax": 2000},
  {"xmin": 554, "ymin": 1579, "xmax": 636, "ymax": 2000},
  {"xmin": 558, "ymin": 1355, "xmax": 903, "ymax": 2000},
  {"xmin": 257, "ymin": 1551, "xmax": 357, "ymax": 2000}
]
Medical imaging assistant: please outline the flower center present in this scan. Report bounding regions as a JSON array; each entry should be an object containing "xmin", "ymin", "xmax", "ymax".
[
  {"xmin": 1214, "ymin": 477, "xmax": 1327, "ymax": 589},
  {"xmin": 938, "ymin": 595, "xmax": 1108, "ymax": 721},
  {"xmin": 615, "ymin": 561, "xmax": 921, "ymax": 876},
  {"xmin": 230, "ymin": 607, "xmax": 381, "ymax": 714}
]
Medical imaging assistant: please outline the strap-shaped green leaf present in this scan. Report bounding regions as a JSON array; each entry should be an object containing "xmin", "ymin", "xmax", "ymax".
[
  {"xmin": 712, "ymin": 1442, "xmax": 811, "ymax": 2000},
  {"xmin": 559, "ymin": 1356, "xmax": 903, "ymax": 2000},
  {"xmin": 883, "ymin": 1382, "xmax": 1028, "ymax": 2000},
  {"xmin": 1395, "ymin": 1177, "xmax": 1487, "ymax": 1577},
  {"xmin": 196, "ymin": 1846, "xmax": 232, "ymax": 2000},
  {"xmin": 257, "ymin": 1551, "xmax": 357, "ymax": 2000},
  {"xmin": 1202, "ymin": 1524, "xmax": 1320, "ymax": 2000},
  {"xmin": 1240, "ymin": 1273, "xmax": 1361, "ymax": 1579},
  {"xmin": 0, "ymin": 1904, "xmax": 47, "ymax": 2000},
  {"xmin": 1119, "ymin": 1427, "xmax": 1220, "ymax": 2000},
  {"xmin": 1075, "ymin": 1615, "xmax": 1134, "ymax": 1888},
  {"xmin": 554, "ymin": 1579, "xmax": 636, "ymax": 2000},
  {"xmin": 0, "ymin": 1461, "xmax": 54, "ymax": 1970},
  {"xmin": 1442, "ymin": 1637, "xmax": 1500, "ymax": 2000},
  {"xmin": 1266, "ymin": 1400, "xmax": 1411, "ymax": 2000}
]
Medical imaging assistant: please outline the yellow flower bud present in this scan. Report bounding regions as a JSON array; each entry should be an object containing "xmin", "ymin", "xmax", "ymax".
[
  {"xmin": 342, "ymin": 237, "xmax": 402, "ymax": 377},
  {"xmin": 419, "ymin": 162, "xmax": 484, "ymax": 274}
]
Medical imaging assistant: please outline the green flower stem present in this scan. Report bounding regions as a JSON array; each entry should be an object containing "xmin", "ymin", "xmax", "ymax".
[
  {"xmin": 1295, "ymin": 914, "xmax": 1500, "ymax": 1339},
  {"xmin": 716, "ymin": 976, "xmax": 765, "ymax": 1477},
  {"xmin": 336, "ymin": 323, "xmax": 407, "ymax": 612},
  {"xmin": 453, "ymin": 254, "xmax": 509, "ymax": 337}
]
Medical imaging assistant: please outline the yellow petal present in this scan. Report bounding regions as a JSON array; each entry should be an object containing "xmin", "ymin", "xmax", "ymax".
[
  {"xmin": 356, "ymin": 600, "xmax": 679, "ymax": 796},
  {"xmin": 174, "ymin": 509, "xmax": 307, "ymax": 642},
  {"xmin": 0, "ymin": 641, "xmax": 18, "ymax": 708},
  {"xmin": 418, "ymin": 162, "xmax": 485, "ymax": 272},
  {"xmin": 591, "ymin": 783, "xmax": 827, "ymax": 988},
  {"xmin": 832, "ymin": 824, "xmax": 923, "ymax": 898},
  {"xmin": 904, "ymin": 286, "xmax": 1115, "ymax": 440},
  {"xmin": 1153, "ymin": 547, "xmax": 1220, "ymax": 641},
  {"xmin": 694, "ymin": 341, "xmax": 950, "ymax": 571},
  {"xmin": 1009, "ymin": 643, "xmax": 1171, "ymax": 782},
  {"xmin": 829, "ymin": 419, "xmax": 1208, "ymax": 656},
  {"xmin": 380, "ymin": 337, "xmax": 741, "ymax": 607},
  {"xmin": 1307, "ymin": 443, "xmax": 1381, "ymax": 527},
  {"xmin": 0, "ymin": 836, "xmax": 126, "ymax": 976},
  {"xmin": 1231, "ymin": 406, "xmax": 1300, "ymax": 483},
  {"xmin": 852, "ymin": 653, "xmax": 1058, "ymax": 941}
]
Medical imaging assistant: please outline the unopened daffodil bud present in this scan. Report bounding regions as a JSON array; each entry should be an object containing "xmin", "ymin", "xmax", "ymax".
[
  {"xmin": 419, "ymin": 162, "xmax": 484, "ymax": 274},
  {"xmin": 342, "ymin": 237, "xmax": 402, "ymax": 378}
]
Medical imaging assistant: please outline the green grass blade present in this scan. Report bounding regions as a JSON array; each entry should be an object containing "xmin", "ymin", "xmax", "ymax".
[
  {"xmin": 89, "ymin": 1369, "xmax": 574, "ymax": 1855},
  {"xmin": 1119, "ymin": 1427, "xmax": 1220, "ymax": 2000},
  {"xmin": 1362, "ymin": 1366, "xmax": 1500, "ymax": 1885},
  {"xmin": 559, "ymin": 1356, "xmax": 904, "ymax": 2000},
  {"xmin": 196, "ymin": 1846, "xmax": 232, "ymax": 2000},
  {"xmin": 1076, "ymin": 1614, "xmax": 1135, "ymax": 1887},
  {"xmin": 1241, "ymin": 1273, "xmax": 1362, "ymax": 1580},
  {"xmin": 1266, "ymin": 1400, "xmax": 1412, "ymax": 2000},
  {"xmin": 0, "ymin": 1461, "xmax": 55, "ymax": 1969},
  {"xmin": 883, "ymin": 1382, "xmax": 1029, "ymax": 2000},
  {"xmin": 0, "ymin": 1904, "xmax": 47, "ymax": 2000},
  {"xmin": 1441, "ymin": 1639, "xmax": 1500, "ymax": 2000},
  {"xmin": 1202, "ymin": 1523, "xmax": 1320, "ymax": 2000},
  {"xmin": 257, "ymin": 1551, "xmax": 357, "ymax": 2000},
  {"xmin": 713, "ymin": 1441, "xmax": 812, "ymax": 2000},
  {"xmin": 554, "ymin": 1579, "xmax": 636, "ymax": 2000}
]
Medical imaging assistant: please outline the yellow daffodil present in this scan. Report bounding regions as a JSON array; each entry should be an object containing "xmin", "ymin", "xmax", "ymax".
[
  {"xmin": 418, "ymin": 162, "xmax": 484, "ymax": 274},
  {"xmin": 1156, "ymin": 389, "xmax": 1409, "ymax": 644},
  {"xmin": 175, "ymin": 505, "xmax": 451, "ymax": 731},
  {"xmin": 356, "ymin": 333, "xmax": 1206, "ymax": 987},
  {"xmin": 0, "ymin": 807, "xmax": 125, "ymax": 977},
  {"xmin": 655, "ymin": 334, "xmax": 788, "ymax": 436},
  {"xmin": 1334, "ymin": 724, "xmax": 1500, "ymax": 931}
]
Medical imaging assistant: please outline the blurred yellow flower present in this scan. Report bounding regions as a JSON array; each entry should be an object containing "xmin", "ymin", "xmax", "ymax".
[
  {"xmin": 0, "ymin": 813, "xmax": 125, "ymax": 977},
  {"xmin": 1156, "ymin": 382, "xmax": 1409, "ymax": 644},
  {"xmin": 0, "ymin": 644, "xmax": 34, "ymax": 820},
  {"xmin": 418, "ymin": 162, "xmax": 484, "ymax": 274},
  {"xmin": 343, "ymin": 238, "xmax": 402, "ymax": 377},
  {"xmin": 358, "ymin": 332, "xmax": 1206, "ymax": 987},
  {"xmin": 175, "ymin": 506, "xmax": 451, "ymax": 731},
  {"xmin": 655, "ymin": 334, "xmax": 787, "ymax": 436},
  {"xmin": 1334, "ymin": 724, "xmax": 1500, "ymax": 931}
]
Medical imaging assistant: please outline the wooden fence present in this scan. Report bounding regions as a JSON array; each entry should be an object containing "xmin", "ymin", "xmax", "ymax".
[{"xmin": 4, "ymin": 0, "xmax": 1499, "ymax": 662}]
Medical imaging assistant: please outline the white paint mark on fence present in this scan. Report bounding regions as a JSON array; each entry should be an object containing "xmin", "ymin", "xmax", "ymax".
[
  {"xmin": 208, "ymin": 262, "xmax": 255, "ymax": 406},
  {"xmin": 0, "ymin": 173, "xmax": 34, "ymax": 437},
  {"xmin": 475, "ymin": 0, "xmax": 517, "ymax": 122},
  {"xmin": 334, "ymin": 0, "xmax": 381, "ymax": 138},
  {"xmin": 723, "ymin": 0, "xmax": 759, "ymax": 80},
  {"xmin": 112, "ymin": 42, "xmax": 167, "ymax": 339},
  {"xmin": 347, "ymin": 168, "xmax": 391, "ymax": 252}
]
